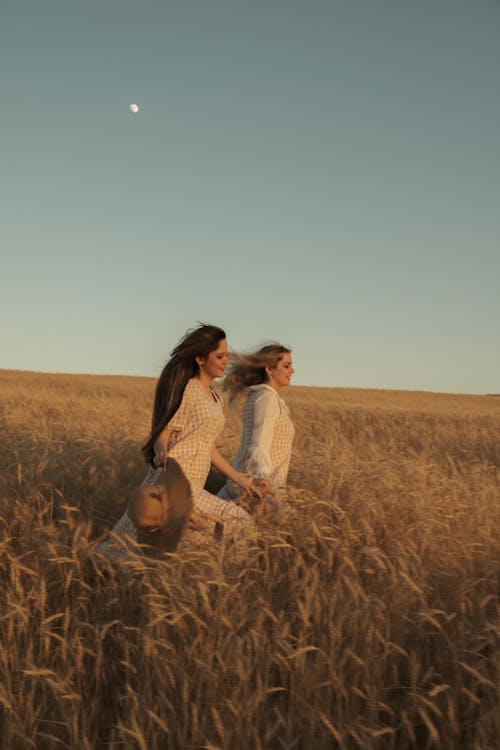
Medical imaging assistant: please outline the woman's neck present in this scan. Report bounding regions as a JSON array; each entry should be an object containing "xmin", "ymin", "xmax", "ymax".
[
  {"xmin": 195, "ymin": 372, "xmax": 214, "ymax": 392},
  {"xmin": 265, "ymin": 381, "xmax": 282, "ymax": 393}
]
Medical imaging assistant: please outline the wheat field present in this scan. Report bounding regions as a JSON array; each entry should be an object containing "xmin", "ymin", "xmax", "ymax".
[{"xmin": 0, "ymin": 368, "xmax": 499, "ymax": 750}]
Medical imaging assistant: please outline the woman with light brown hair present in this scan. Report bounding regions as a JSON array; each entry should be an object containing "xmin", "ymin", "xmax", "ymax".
[{"xmin": 218, "ymin": 344, "xmax": 295, "ymax": 506}]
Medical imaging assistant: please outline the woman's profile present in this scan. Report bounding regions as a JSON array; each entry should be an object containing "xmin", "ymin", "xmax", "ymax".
[{"xmin": 218, "ymin": 344, "xmax": 295, "ymax": 509}]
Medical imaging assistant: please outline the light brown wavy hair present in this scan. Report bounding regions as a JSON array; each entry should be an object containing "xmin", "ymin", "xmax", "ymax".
[{"xmin": 223, "ymin": 343, "xmax": 291, "ymax": 402}]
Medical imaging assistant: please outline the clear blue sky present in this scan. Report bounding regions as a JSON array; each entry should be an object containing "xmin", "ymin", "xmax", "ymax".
[{"xmin": 1, "ymin": 0, "xmax": 499, "ymax": 394}]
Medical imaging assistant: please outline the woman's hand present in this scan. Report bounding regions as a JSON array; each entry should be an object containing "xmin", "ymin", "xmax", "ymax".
[
  {"xmin": 234, "ymin": 472, "xmax": 254, "ymax": 495},
  {"xmin": 235, "ymin": 473, "xmax": 269, "ymax": 499},
  {"xmin": 231, "ymin": 474, "xmax": 270, "ymax": 514},
  {"xmin": 153, "ymin": 428, "xmax": 180, "ymax": 471},
  {"xmin": 153, "ymin": 437, "xmax": 169, "ymax": 471},
  {"xmin": 210, "ymin": 445, "xmax": 269, "ymax": 502},
  {"xmin": 250, "ymin": 476, "xmax": 270, "ymax": 499}
]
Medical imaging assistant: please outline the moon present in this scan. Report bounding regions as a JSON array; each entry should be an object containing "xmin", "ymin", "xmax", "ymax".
[{"xmin": 129, "ymin": 103, "xmax": 139, "ymax": 113}]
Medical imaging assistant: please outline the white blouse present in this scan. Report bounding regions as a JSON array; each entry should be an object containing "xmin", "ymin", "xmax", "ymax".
[{"xmin": 220, "ymin": 384, "xmax": 295, "ymax": 498}]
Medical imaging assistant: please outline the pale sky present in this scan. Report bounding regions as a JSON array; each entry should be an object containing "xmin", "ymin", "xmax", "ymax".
[{"xmin": 1, "ymin": 0, "xmax": 499, "ymax": 394}]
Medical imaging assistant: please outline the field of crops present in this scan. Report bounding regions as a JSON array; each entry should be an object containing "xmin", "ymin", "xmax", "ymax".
[{"xmin": 0, "ymin": 369, "xmax": 499, "ymax": 749}]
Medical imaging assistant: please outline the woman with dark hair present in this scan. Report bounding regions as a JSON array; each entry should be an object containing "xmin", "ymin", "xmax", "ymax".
[
  {"xmin": 97, "ymin": 325, "xmax": 254, "ymax": 558},
  {"xmin": 218, "ymin": 344, "xmax": 295, "ymax": 506}
]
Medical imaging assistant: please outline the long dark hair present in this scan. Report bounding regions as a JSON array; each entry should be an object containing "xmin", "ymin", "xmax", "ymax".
[
  {"xmin": 142, "ymin": 324, "xmax": 226, "ymax": 465},
  {"xmin": 223, "ymin": 343, "xmax": 291, "ymax": 402}
]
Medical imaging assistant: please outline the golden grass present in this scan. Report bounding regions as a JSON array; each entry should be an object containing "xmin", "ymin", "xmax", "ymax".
[{"xmin": 0, "ymin": 368, "xmax": 499, "ymax": 749}]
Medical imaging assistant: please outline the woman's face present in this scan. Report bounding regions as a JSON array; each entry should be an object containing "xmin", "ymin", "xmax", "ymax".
[
  {"xmin": 198, "ymin": 338, "xmax": 229, "ymax": 380},
  {"xmin": 268, "ymin": 352, "xmax": 294, "ymax": 390}
]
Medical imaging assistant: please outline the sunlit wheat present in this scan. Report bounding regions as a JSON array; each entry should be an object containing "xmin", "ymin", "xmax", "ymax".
[{"xmin": 0, "ymin": 369, "xmax": 499, "ymax": 748}]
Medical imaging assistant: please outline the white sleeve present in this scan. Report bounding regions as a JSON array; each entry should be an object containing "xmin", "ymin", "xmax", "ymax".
[{"xmin": 246, "ymin": 389, "xmax": 280, "ymax": 477}]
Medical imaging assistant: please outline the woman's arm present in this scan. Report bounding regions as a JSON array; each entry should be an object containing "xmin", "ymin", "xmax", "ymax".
[
  {"xmin": 247, "ymin": 389, "xmax": 280, "ymax": 477},
  {"xmin": 211, "ymin": 445, "xmax": 255, "ymax": 494},
  {"xmin": 154, "ymin": 427, "xmax": 180, "ymax": 471}
]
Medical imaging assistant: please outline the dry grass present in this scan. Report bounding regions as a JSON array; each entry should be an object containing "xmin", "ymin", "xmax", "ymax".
[{"xmin": 0, "ymin": 368, "xmax": 499, "ymax": 749}]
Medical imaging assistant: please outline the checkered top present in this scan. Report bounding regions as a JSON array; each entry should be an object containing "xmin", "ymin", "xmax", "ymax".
[{"xmin": 96, "ymin": 378, "xmax": 252, "ymax": 558}]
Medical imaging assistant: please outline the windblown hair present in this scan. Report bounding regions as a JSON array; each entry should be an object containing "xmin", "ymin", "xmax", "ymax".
[
  {"xmin": 223, "ymin": 343, "xmax": 291, "ymax": 402},
  {"xmin": 142, "ymin": 324, "xmax": 226, "ymax": 465}
]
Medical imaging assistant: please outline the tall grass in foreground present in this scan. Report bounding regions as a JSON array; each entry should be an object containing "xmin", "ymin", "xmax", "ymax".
[{"xmin": 0, "ymin": 369, "xmax": 499, "ymax": 749}]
